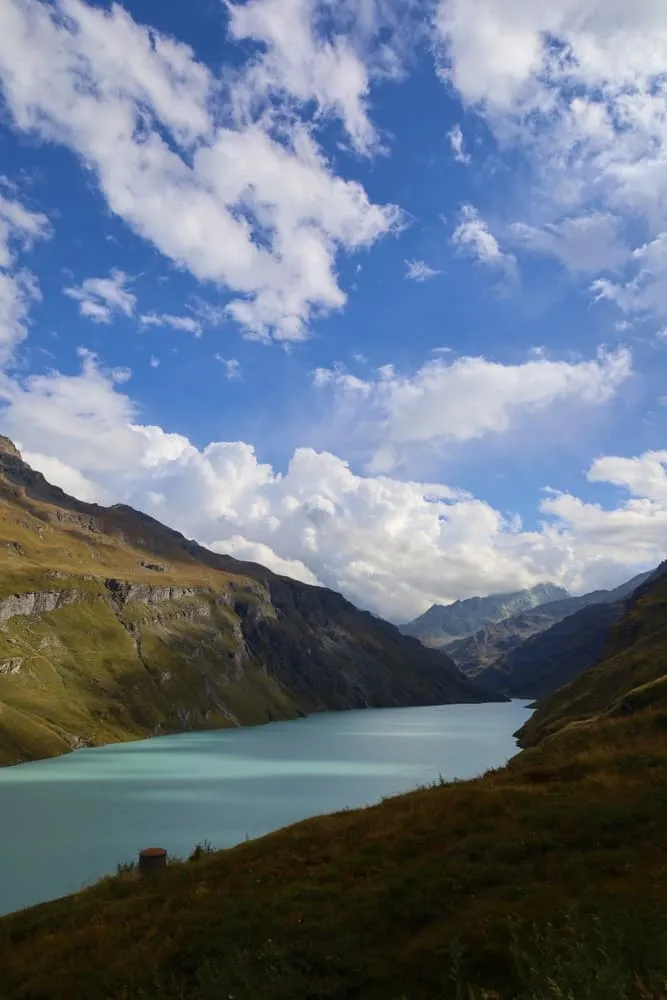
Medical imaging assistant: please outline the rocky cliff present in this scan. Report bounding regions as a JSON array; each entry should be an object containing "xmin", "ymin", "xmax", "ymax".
[
  {"xmin": 0, "ymin": 441, "xmax": 497, "ymax": 766},
  {"xmin": 400, "ymin": 583, "xmax": 569, "ymax": 648}
]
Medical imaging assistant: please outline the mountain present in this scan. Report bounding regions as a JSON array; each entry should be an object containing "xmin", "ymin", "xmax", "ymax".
[
  {"xmin": 472, "ymin": 600, "xmax": 625, "ymax": 699},
  {"xmin": 517, "ymin": 561, "xmax": 667, "ymax": 747},
  {"xmin": 2, "ymin": 573, "xmax": 667, "ymax": 999},
  {"xmin": 0, "ymin": 437, "xmax": 498, "ymax": 767},
  {"xmin": 400, "ymin": 582, "xmax": 569, "ymax": 648},
  {"xmin": 447, "ymin": 571, "xmax": 653, "ymax": 680}
]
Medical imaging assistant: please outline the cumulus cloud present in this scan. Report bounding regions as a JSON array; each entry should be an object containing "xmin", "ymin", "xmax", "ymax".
[
  {"xmin": 0, "ymin": 349, "xmax": 658, "ymax": 621},
  {"xmin": 405, "ymin": 259, "xmax": 440, "ymax": 282},
  {"xmin": 0, "ymin": 350, "xmax": 658, "ymax": 621},
  {"xmin": 64, "ymin": 269, "xmax": 136, "ymax": 324},
  {"xmin": 314, "ymin": 348, "xmax": 631, "ymax": 472},
  {"xmin": 0, "ymin": 0, "xmax": 400, "ymax": 342}
]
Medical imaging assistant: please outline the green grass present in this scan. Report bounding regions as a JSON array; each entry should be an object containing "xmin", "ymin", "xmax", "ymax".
[
  {"xmin": 0, "ymin": 483, "xmax": 309, "ymax": 764},
  {"xmin": 518, "ymin": 569, "xmax": 667, "ymax": 748}
]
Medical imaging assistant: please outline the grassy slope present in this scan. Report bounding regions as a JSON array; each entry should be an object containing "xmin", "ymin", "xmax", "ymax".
[
  {"xmin": 0, "ymin": 478, "xmax": 291, "ymax": 765},
  {"xmin": 517, "ymin": 566, "xmax": 667, "ymax": 748},
  {"xmin": 0, "ymin": 709, "xmax": 666, "ymax": 1000}
]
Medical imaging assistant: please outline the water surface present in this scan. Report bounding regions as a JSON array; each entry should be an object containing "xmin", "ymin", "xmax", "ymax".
[{"xmin": 0, "ymin": 700, "xmax": 531, "ymax": 915}]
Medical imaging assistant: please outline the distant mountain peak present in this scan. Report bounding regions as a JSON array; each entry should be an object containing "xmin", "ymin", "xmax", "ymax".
[{"xmin": 401, "ymin": 583, "xmax": 570, "ymax": 648}]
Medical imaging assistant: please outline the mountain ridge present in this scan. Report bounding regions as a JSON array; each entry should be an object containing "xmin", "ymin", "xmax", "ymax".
[
  {"xmin": 0, "ymin": 440, "xmax": 498, "ymax": 766},
  {"xmin": 447, "ymin": 570, "xmax": 653, "ymax": 684},
  {"xmin": 401, "ymin": 582, "xmax": 569, "ymax": 648},
  {"xmin": 517, "ymin": 560, "xmax": 667, "ymax": 747}
]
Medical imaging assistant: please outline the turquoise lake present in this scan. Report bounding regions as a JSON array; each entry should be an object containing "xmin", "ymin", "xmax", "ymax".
[{"xmin": 0, "ymin": 700, "xmax": 531, "ymax": 916}]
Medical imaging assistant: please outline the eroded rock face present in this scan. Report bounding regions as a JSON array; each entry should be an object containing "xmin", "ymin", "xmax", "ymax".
[
  {"xmin": 104, "ymin": 580, "xmax": 203, "ymax": 607},
  {"xmin": 0, "ymin": 658, "xmax": 23, "ymax": 676},
  {"xmin": 0, "ymin": 591, "xmax": 81, "ymax": 624}
]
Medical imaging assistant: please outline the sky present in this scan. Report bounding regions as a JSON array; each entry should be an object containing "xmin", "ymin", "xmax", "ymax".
[{"xmin": 0, "ymin": 0, "xmax": 665, "ymax": 623}]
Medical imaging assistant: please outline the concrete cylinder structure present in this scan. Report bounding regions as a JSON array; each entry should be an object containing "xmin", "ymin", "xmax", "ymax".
[{"xmin": 138, "ymin": 847, "xmax": 168, "ymax": 876}]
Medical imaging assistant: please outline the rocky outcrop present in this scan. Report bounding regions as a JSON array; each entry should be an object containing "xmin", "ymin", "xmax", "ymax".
[
  {"xmin": 0, "ymin": 590, "xmax": 82, "ymax": 624},
  {"xmin": 104, "ymin": 580, "xmax": 206, "ymax": 607}
]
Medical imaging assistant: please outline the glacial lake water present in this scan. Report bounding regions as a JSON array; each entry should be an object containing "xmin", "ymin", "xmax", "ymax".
[{"xmin": 0, "ymin": 700, "xmax": 531, "ymax": 916}]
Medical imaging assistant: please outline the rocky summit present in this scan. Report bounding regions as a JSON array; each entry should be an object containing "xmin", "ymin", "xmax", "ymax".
[
  {"xmin": 400, "ymin": 582, "xmax": 569, "ymax": 649},
  {"xmin": 0, "ymin": 440, "xmax": 498, "ymax": 767}
]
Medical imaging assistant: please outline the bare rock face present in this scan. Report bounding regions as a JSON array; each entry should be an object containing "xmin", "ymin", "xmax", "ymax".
[{"xmin": 0, "ymin": 590, "xmax": 82, "ymax": 624}]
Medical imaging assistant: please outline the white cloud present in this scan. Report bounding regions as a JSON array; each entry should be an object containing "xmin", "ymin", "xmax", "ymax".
[
  {"xmin": 149, "ymin": 355, "xmax": 160, "ymax": 368},
  {"xmin": 0, "ymin": 192, "xmax": 50, "ymax": 269},
  {"xmin": 0, "ymin": 350, "xmax": 658, "ymax": 621},
  {"xmin": 0, "ymin": 191, "xmax": 51, "ymax": 361},
  {"xmin": 434, "ymin": 0, "xmax": 667, "ymax": 316},
  {"xmin": 210, "ymin": 535, "xmax": 320, "ymax": 586},
  {"xmin": 140, "ymin": 313, "xmax": 203, "ymax": 336},
  {"xmin": 19, "ymin": 450, "xmax": 105, "ymax": 504},
  {"xmin": 313, "ymin": 348, "xmax": 631, "ymax": 472},
  {"xmin": 591, "ymin": 233, "xmax": 667, "ymax": 317},
  {"xmin": 0, "ymin": 0, "xmax": 399, "ymax": 342},
  {"xmin": 215, "ymin": 355, "xmax": 242, "ymax": 380},
  {"xmin": 405, "ymin": 259, "xmax": 440, "ymax": 282},
  {"xmin": 447, "ymin": 122, "xmax": 470, "ymax": 164},
  {"xmin": 452, "ymin": 204, "xmax": 517, "ymax": 282},
  {"xmin": 227, "ymin": 0, "xmax": 377, "ymax": 154},
  {"xmin": 510, "ymin": 213, "xmax": 627, "ymax": 274},
  {"xmin": 64, "ymin": 269, "xmax": 136, "ymax": 324}
]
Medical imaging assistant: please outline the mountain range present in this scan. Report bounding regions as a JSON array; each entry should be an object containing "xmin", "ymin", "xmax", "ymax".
[
  {"xmin": 0, "ymin": 437, "xmax": 497, "ymax": 767},
  {"xmin": 446, "ymin": 571, "xmax": 653, "ymax": 696},
  {"xmin": 400, "ymin": 582, "xmax": 570, "ymax": 647}
]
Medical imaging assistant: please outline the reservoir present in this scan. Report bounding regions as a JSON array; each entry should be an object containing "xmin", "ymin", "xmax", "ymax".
[{"xmin": 0, "ymin": 700, "xmax": 531, "ymax": 915}]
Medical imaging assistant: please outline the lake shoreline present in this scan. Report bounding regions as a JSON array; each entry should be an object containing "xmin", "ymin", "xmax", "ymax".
[{"xmin": 0, "ymin": 700, "xmax": 532, "ymax": 916}]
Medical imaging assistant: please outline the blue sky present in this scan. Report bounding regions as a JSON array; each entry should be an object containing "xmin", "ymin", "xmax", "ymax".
[{"xmin": 0, "ymin": 0, "xmax": 665, "ymax": 621}]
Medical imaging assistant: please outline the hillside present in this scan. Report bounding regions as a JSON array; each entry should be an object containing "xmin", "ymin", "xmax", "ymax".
[
  {"xmin": 471, "ymin": 601, "xmax": 625, "ymax": 699},
  {"xmin": 1, "ymin": 551, "xmax": 667, "ymax": 997},
  {"xmin": 517, "ymin": 562, "xmax": 667, "ymax": 747},
  {"xmin": 400, "ymin": 583, "xmax": 568, "ymax": 648},
  {"xmin": 0, "ymin": 438, "xmax": 493, "ymax": 767},
  {"xmin": 0, "ymin": 683, "xmax": 665, "ymax": 998},
  {"xmin": 447, "ymin": 571, "xmax": 652, "ymax": 680}
]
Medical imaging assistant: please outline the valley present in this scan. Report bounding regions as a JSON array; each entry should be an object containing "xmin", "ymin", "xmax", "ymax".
[{"xmin": 0, "ymin": 438, "xmax": 492, "ymax": 767}]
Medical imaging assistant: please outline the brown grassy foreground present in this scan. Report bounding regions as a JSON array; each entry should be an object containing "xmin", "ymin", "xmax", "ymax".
[{"xmin": 1, "ymin": 707, "xmax": 666, "ymax": 1000}]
